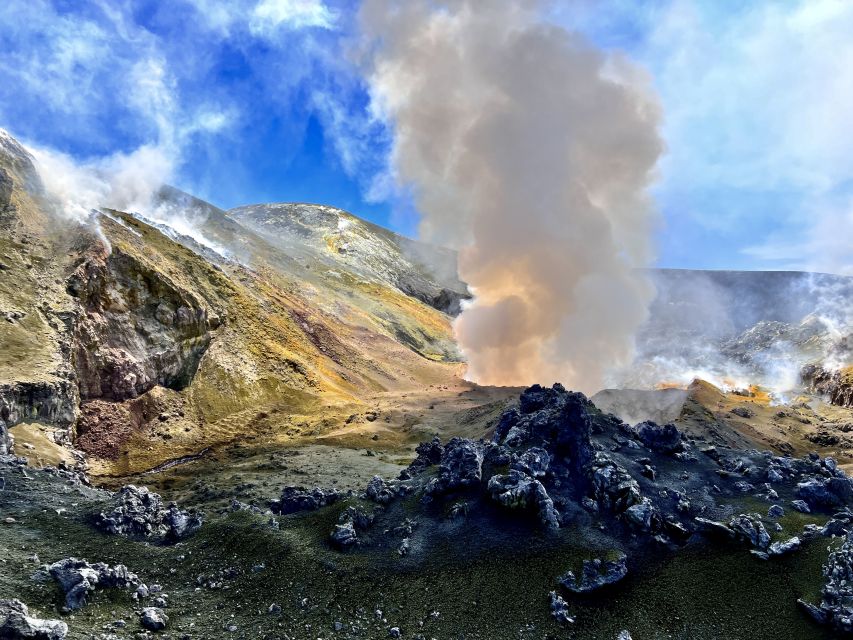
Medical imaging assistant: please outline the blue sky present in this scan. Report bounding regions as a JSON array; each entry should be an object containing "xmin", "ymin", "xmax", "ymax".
[{"xmin": 1, "ymin": 0, "xmax": 852, "ymax": 273}]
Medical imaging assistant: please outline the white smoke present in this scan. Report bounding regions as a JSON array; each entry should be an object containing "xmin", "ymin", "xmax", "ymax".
[
  {"xmin": 24, "ymin": 112, "xmax": 231, "ymax": 257},
  {"xmin": 358, "ymin": 0, "xmax": 663, "ymax": 393},
  {"xmin": 30, "ymin": 143, "xmax": 175, "ymax": 223}
]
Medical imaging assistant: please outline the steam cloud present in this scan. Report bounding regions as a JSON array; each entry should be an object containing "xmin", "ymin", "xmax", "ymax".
[
  {"xmin": 24, "ymin": 125, "xmax": 229, "ymax": 257},
  {"xmin": 358, "ymin": 0, "xmax": 663, "ymax": 392}
]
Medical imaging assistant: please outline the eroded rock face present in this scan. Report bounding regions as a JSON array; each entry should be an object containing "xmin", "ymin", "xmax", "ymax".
[
  {"xmin": 95, "ymin": 485, "xmax": 202, "ymax": 542},
  {"xmin": 802, "ymin": 364, "xmax": 853, "ymax": 408},
  {"xmin": 67, "ymin": 249, "xmax": 219, "ymax": 402},
  {"xmin": 0, "ymin": 167, "xmax": 13, "ymax": 209},
  {"xmin": 0, "ymin": 599, "xmax": 67, "ymax": 639},
  {"xmin": 0, "ymin": 381, "xmax": 79, "ymax": 433}
]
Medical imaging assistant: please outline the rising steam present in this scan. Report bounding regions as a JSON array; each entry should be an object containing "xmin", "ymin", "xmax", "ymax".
[{"xmin": 358, "ymin": 0, "xmax": 663, "ymax": 392}]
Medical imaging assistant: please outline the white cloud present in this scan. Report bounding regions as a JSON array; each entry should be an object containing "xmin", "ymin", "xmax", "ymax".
[{"xmin": 250, "ymin": 0, "xmax": 336, "ymax": 33}]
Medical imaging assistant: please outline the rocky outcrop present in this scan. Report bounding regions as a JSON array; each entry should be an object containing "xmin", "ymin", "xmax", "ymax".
[
  {"xmin": 48, "ymin": 558, "xmax": 138, "ymax": 611},
  {"xmin": 0, "ymin": 599, "xmax": 67, "ymax": 639},
  {"xmin": 802, "ymin": 364, "xmax": 853, "ymax": 408},
  {"xmin": 548, "ymin": 591, "xmax": 574, "ymax": 625},
  {"xmin": 695, "ymin": 514, "xmax": 770, "ymax": 551},
  {"xmin": 558, "ymin": 554, "xmax": 628, "ymax": 593},
  {"xmin": 330, "ymin": 506, "xmax": 375, "ymax": 549},
  {"xmin": 0, "ymin": 380, "xmax": 79, "ymax": 434},
  {"xmin": 424, "ymin": 438, "xmax": 484, "ymax": 496},
  {"xmin": 493, "ymin": 384, "xmax": 596, "ymax": 490},
  {"xmin": 366, "ymin": 475, "xmax": 396, "ymax": 505},
  {"xmin": 799, "ymin": 530, "xmax": 853, "ymax": 633},
  {"xmin": 590, "ymin": 455, "xmax": 642, "ymax": 514},
  {"xmin": 797, "ymin": 475, "xmax": 853, "ymax": 509},
  {"xmin": 0, "ymin": 167, "xmax": 13, "ymax": 209},
  {"xmin": 487, "ymin": 470, "xmax": 560, "ymax": 529},
  {"xmin": 270, "ymin": 486, "xmax": 343, "ymax": 515},
  {"xmin": 140, "ymin": 607, "xmax": 168, "ymax": 631},
  {"xmin": 95, "ymin": 485, "xmax": 202, "ymax": 542},
  {"xmin": 635, "ymin": 421, "xmax": 684, "ymax": 453},
  {"xmin": 67, "ymin": 248, "xmax": 219, "ymax": 402}
]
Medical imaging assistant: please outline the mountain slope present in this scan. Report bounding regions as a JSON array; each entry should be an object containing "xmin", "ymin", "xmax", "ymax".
[
  {"xmin": 228, "ymin": 201, "xmax": 469, "ymax": 314},
  {"xmin": 0, "ymin": 132, "xmax": 493, "ymax": 476}
]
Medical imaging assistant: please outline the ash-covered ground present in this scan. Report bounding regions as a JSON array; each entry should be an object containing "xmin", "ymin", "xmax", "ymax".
[{"xmin": 3, "ymin": 383, "xmax": 853, "ymax": 639}]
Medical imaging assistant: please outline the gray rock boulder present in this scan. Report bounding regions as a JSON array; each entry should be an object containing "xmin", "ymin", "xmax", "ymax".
[
  {"xmin": 140, "ymin": 607, "xmax": 168, "ymax": 631},
  {"xmin": 548, "ymin": 591, "xmax": 574, "ymax": 625},
  {"xmin": 768, "ymin": 536, "xmax": 801, "ymax": 557},
  {"xmin": 768, "ymin": 504, "xmax": 784, "ymax": 518},
  {"xmin": 487, "ymin": 470, "xmax": 560, "ymax": 529},
  {"xmin": 791, "ymin": 499, "xmax": 811, "ymax": 513},
  {"xmin": 366, "ymin": 476, "xmax": 396, "ymax": 504},
  {"xmin": 797, "ymin": 477, "xmax": 853, "ymax": 509},
  {"xmin": 424, "ymin": 438, "xmax": 484, "ymax": 495},
  {"xmin": 329, "ymin": 505, "xmax": 374, "ymax": 549},
  {"xmin": 729, "ymin": 514, "xmax": 771, "ymax": 550},
  {"xmin": 95, "ymin": 485, "xmax": 202, "ymax": 542},
  {"xmin": 558, "ymin": 553, "xmax": 628, "ymax": 593},
  {"xmin": 272, "ymin": 486, "xmax": 342, "ymax": 514},
  {"xmin": 635, "ymin": 421, "xmax": 684, "ymax": 453},
  {"xmin": 48, "ymin": 558, "xmax": 138, "ymax": 611},
  {"xmin": 624, "ymin": 499, "xmax": 655, "ymax": 531},
  {"xmin": 590, "ymin": 455, "xmax": 642, "ymax": 514},
  {"xmin": 0, "ymin": 599, "xmax": 67, "ymax": 639},
  {"xmin": 330, "ymin": 522, "xmax": 358, "ymax": 549}
]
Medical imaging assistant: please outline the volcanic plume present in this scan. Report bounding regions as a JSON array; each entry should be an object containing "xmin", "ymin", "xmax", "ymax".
[{"xmin": 359, "ymin": 0, "xmax": 663, "ymax": 392}]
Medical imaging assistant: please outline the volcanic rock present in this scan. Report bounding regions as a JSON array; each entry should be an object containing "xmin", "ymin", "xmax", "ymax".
[
  {"xmin": 487, "ymin": 470, "xmax": 560, "ymax": 529},
  {"xmin": 271, "ymin": 486, "xmax": 342, "ymax": 515},
  {"xmin": 330, "ymin": 506, "xmax": 374, "ymax": 549},
  {"xmin": 729, "ymin": 513, "xmax": 771, "ymax": 550},
  {"xmin": 424, "ymin": 438, "xmax": 484, "ymax": 495},
  {"xmin": 548, "ymin": 591, "xmax": 574, "ymax": 625},
  {"xmin": 140, "ymin": 607, "xmax": 168, "ymax": 631},
  {"xmin": 0, "ymin": 599, "xmax": 67, "ymax": 639},
  {"xmin": 558, "ymin": 553, "xmax": 628, "ymax": 593},
  {"xmin": 797, "ymin": 476, "xmax": 853, "ymax": 509},
  {"xmin": 590, "ymin": 455, "xmax": 642, "ymax": 514},
  {"xmin": 799, "ymin": 530, "xmax": 853, "ymax": 633},
  {"xmin": 768, "ymin": 536, "xmax": 801, "ymax": 557},
  {"xmin": 95, "ymin": 485, "xmax": 202, "ymax": 541},
  {"xmin": 366, "ymin": 475, "xmax": 396, "ymax": 504},
  {"xmin": 330, "ymin": 522, "xmax": 358, "ymax": 549},
  {"xmin": 635, "ymin": 421, "xmax": 684, "ymax": 453},
  {"xmin": 48, "ymin": 558, "xmax": 138, "ymax": 611},
  {"xmin": 494, "ymin": 384, "xmax": 596, "ymax": 486},
  {"xmin": 624, "ymin": 499, "xmax": 655, "ymax": 531},
  {"xmin": 791, "ymin": 499, "xmax": 811, "ymax": 513}
]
